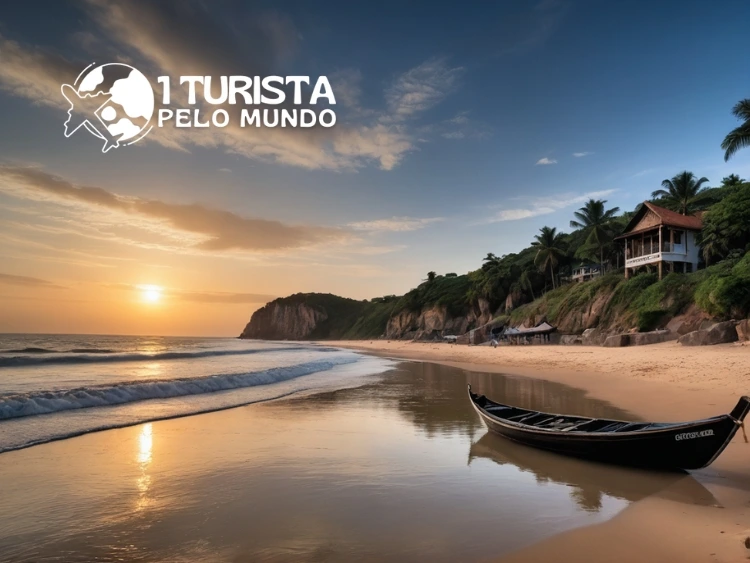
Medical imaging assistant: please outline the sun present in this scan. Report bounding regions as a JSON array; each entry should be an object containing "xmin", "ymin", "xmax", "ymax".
[{"xmin": 138, "ymin": 284, "xmax": 163, "ymax": 303}]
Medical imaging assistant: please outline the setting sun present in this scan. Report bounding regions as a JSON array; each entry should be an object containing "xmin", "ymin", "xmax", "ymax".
[{"xmin": 139, "ymin": 285, "xmax": 163, "ymax": 304}]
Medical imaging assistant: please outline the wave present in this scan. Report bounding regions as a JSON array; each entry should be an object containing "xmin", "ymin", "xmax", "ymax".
[
  {"xmin": 3, "ymin": 347, "xmax": 56, "ymax": 354},
  {"xmin": 0, "ymin": 345, "xmax": 320, "ymax": 367},
  {"xmin": 0, "ymin": 357, "xmax": 358, "ymax": 420}
]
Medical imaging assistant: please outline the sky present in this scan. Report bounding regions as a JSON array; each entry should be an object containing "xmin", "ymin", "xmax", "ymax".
[{"xmin": 1, "ymin": 0, "xmax": 749, "ymax": 336}]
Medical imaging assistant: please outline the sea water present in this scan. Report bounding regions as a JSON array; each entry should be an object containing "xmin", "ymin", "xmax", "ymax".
[{"xmin": 0, "ymin": 334, "xmax": 394, "ymax": 453}]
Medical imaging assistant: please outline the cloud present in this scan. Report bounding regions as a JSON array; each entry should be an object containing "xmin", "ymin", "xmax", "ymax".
[
  {"xmin": 0, "ymin": 4, "xmax": 458, "ymax": 172},
  {"xmin": 217, "ymin": 168, "xmax": 232, "ymax": 173},
  {"xmin": 573, "ymin": 151, "xmax": 592, "ymax": 158},
  {"xmin": 169, "ymin": 289, "xmax": 277, "ymax": 304},
  {"xmin": 480, "ymin": 189, "xmax": 617, "ymax": 224},
  {"xmin": 385, "ymin": 58, "xmax": 463, "ymax": 121},
  {"xmin": 536, "ymin": 157, "xmax": 557, "ymax": 165},
  {"xmin": 0, "ymin": 166, "xmax": 349, "ymax": 252},
  {"xmin": 347, "ymin": 216, "xmax": 444, "ymax": 232},
  {"xmin": 437, "ymin": 111, "xmax": 492, "ymax": 141},
  {"xmin": 0, "ymin": 272, "xmax": 64, "ymax": 289},
  {"xmin": 0, "ymin": 34, "xmax": 81, "ymax": 110}
]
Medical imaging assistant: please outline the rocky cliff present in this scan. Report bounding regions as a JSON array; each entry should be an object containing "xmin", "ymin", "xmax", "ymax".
[
  {"xmin": 240, "ymin": 301, "xmax": 328, "ymax": 340},
  {"xmin": 239, "ymin": 293, "xmax": 497, "ymax": 341}
]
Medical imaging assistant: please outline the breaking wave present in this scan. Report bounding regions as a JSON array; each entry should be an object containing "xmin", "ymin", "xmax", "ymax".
[
  {"xmin": 0, "ymin": 345, "xmax": 320, "ymax": 367},
  {"xmin": 0, "ymin": 357, "xmax": 358, "ymax": 420}
]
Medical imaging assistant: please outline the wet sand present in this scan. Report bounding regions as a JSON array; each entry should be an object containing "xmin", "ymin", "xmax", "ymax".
[
  {"xmin": 0, "ymin": 361, "xmax": 733, "ymax": 562},
  {"xmin": 327, "ymin": 340, "xmax": 750, "ymax": 562}
]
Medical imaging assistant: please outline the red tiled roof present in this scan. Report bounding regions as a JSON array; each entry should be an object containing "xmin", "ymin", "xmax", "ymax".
[
  {"xmin": 644, "ymin": 202, "xmax": 703, "ymax": 230},
  {"xmin": 617, "ymin": 201, "xmax": 703, "ymax": 238}
]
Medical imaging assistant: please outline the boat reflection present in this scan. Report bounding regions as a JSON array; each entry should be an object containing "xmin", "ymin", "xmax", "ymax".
[{"xmin": 469, "ymin": 432, "xmax": 720, "ymax": 511}]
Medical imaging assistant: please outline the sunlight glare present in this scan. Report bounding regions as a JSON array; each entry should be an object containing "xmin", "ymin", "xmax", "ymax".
[{"xmin": 139, "ymin": 284, "xmax": 162, "ymax": 304}]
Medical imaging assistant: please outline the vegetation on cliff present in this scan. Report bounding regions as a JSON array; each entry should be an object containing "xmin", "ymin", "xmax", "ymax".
[{"xmin": 241, "ymin": 102, "xmax": 750, "ymax": 340}]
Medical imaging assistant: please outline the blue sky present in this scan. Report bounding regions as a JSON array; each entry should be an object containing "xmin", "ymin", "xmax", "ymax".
[{"xmin": 0, "ymin": 0, "xmax": 749, "ymax": 335}]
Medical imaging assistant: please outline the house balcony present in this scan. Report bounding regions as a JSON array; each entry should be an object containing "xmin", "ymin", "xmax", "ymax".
[{"xmin": 625, "ymin": 242, "xmax": 688, "ymax": 268}]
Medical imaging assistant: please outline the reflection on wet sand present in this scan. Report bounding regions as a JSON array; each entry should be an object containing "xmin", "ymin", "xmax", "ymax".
[
  {"xmin": 136, "ymin": 423, "xmax": 153, "ymax": 511},
  {"xmin": 0, "ymin": 360, "xmax": 724, "ymax": 562},
  {"xmin": 469, "ymin": 432, "xmax": 720, "ymax": 512}
]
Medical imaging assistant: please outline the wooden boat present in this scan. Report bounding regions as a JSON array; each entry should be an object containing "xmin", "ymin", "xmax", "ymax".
[{"xmin": 468, "ymin": 385, "xmax": 749, "ymax": 470}]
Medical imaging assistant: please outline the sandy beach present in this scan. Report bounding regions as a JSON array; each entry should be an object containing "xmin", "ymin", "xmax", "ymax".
[{"xmin": 326, "ymin": 340, "xmax": 750, "ymax": 562}]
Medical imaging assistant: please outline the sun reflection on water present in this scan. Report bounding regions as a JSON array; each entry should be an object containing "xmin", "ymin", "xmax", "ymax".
[{"xmin": 136, "ymin": 423, "xmax": 153, "ymax": 511}]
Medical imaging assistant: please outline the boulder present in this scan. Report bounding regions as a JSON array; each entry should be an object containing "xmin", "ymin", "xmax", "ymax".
[
  {"xmin": 678, "ymin": 321, "xmax": 739, "ymax": 346},
  {"xmin": 603, "ymin": 334, "xmax": 630, "ymax": 347},
  {"xmin": 582, "ymin": 328, "xmax": 606, "ymax": 346},
  {"xmin": 630, "ymin": 330, "xmax": 678, "ymax": 346},
  {"xmin": 560, "ymin": 335, "xmax": 582, "ymax": 345},
  {"xmin": 665, "ymin": 304, "xmax": 710, "ymax": 335},
  {"xmin": 736, "ymin": 319, "xmax": 750, "ymax": 342}
]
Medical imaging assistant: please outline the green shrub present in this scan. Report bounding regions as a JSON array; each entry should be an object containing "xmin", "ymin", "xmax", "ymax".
[{"xmin": 637, "ymin": 309, "xmax": 667, "ymax": 332}]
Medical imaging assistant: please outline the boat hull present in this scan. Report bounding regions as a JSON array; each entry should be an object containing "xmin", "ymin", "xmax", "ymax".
[{"xmin": 469, "ymin": 389, "xmax": 748, "ymax": 470}]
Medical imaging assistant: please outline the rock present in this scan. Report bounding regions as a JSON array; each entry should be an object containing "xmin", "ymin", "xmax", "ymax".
[
  {"xmin": 666, "ymin": 304, "xmax": 710, "ymax": 335},
  {"xmin": 678, "ymin": 321, "xmax": 739, "ymax": 346},
  {"xmin": 736, "ymin": 319, "xmax": 750, "ymax": 342},
  {"xmin": 240, "ymin": 302, "xmax": 327, "ymax": 340},
  {"xmin": 581, "ymin": 328, "xmax": 606, "ymax": 346},
  {"xmin": 630, "ymin": 330, "xmax": 677, "ymax": 346},
  {"xmin": 603, "ymin": 334, "xmax": 631, "ymax": 347},
  {"xmin": 559, "ymin": 335, "xmax": 582, "ymax": 345}
]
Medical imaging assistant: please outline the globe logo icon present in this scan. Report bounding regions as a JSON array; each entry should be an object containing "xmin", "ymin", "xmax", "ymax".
[{"xmin": 61, "ymin": 63, "xmax": 155, "ymax": 153}]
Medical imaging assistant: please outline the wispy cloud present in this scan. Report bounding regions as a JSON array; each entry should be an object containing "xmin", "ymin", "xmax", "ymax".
[
  {"xmin": 347, "ymin": 216, "xmax": 444, "ymax": 232},
  {"xmin": 536, "ymin": 157, "xmax": 557, "ymax": 165},
  {"xmin": 0, "ymin": 5, "xmax": 462, "ymax": 173},
  {"xmin": 0, "ymin": 166, "xmax": 350, "ymax": 252},
  {"xmin": 217, "ymin": 168, "xmax": 232, "ymax": 173},
  {"xmin": 480, "ymin": 189, "xmax": 617, "ymax": 224},
  {"xmin": 0, "ymin": 272, "xmax": 64, "ymax": 289},
  {"xmin": 385, "ymin": 58, "xmax": 463, "ymax": 121},
  {"xmin": 573, "ymin": 151, "xmax": 593, "ymax": 158}
]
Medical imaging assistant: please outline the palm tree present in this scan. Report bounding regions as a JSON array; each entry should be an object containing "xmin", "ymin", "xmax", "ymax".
[
  {"xmin": 569, "ymin": 199, "xmax": 620, "ymax": 272},
  {"xmin": 721, "ymin": 174, "xmax": 745, "ymax": 187},
  {"xmin": 651, "ymin": 171, "xmax": 710, "ymax": 215},
  {"xmin": 721, "ymin": 99, "xmax": 750, "ymax": 161},
  {"xmin": 532, "ymin": 226, "xmax": 567, "ymax": 290},
  {"xmin": 425, "ymin": 271, "xmax": 437, "ymax": 283}
]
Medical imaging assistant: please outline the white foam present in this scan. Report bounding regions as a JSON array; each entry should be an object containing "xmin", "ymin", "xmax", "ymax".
[{"xmin": 0, "ymin": 358, "xmax": 358, "ymax": 420}]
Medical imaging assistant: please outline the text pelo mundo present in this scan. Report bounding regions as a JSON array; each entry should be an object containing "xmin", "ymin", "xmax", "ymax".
[{"xmin": 156, "ymin": 75, "xmax": 337, "ymax": 128}]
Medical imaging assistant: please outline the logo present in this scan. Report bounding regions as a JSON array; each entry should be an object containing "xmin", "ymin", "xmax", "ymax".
[
  {"xmin": 674, "ymin": 429, "xmax": 714, "ymax": 441},
  {"xmin": 61, "ymin": 63, "xmax": 155, "ymax": 153},
  {"xmin": 62, "ymin": 64, "xmax": 337, "ymax": 154}
]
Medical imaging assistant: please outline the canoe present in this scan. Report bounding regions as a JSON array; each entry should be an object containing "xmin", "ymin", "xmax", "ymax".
[{"xmin": 468, "ymin": 385, "xmax": 749, "ymax": 470}]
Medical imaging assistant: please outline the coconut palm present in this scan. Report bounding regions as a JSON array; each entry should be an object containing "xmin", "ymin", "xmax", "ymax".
[
  {"xmin": 721, "ymin": 99, "xmax": 750, "ymax": 161},
  {"xmin": 721, "ymin": 174, "xmax": 745, "ymax": 188},
  {"xmin": 569, "ymin": 199, "xmax": 620, "ymax": 272},
  {"xmin": 531, "ymin": 226, "xmax": 567, "ymax": 290},
  {"xmin": 651, "ymin": 171, "xmax": 710, "ymax": 215}
]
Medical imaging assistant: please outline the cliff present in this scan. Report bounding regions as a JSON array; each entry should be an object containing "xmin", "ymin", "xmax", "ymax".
[{"xmin": 240, "ymin": 253, "xmax": 750, "ymax": 342}]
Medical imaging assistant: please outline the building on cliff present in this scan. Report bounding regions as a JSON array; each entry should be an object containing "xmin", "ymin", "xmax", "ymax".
[{"xmin": 616, "ymin": 202, "xmax": 702, "ymax": 280}]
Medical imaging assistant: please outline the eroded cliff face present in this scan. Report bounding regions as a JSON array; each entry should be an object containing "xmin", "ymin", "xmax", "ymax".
[
  {"xmin": 240, "ymin": 302, "xmax": 327, "ymax": 340},
  {"xmin": 385, "ymin": 299, "xmax": 496, "ymax": 340}
]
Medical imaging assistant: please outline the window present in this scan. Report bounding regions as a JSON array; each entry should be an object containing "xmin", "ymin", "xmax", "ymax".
[{"xmin": 673, "ymin": 230, "xmax": 682, "ymax": 245}]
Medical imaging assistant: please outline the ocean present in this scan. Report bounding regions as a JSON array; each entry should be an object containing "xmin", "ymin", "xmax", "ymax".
[{"xmin": 0, "ymin": 334, "xmax": 394, "ymax": 453}]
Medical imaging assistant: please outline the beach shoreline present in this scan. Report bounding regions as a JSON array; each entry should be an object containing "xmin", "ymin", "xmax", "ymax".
[{"xmin": 325, "ymin": 340, "xmax": 750, "ymax": 562}]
